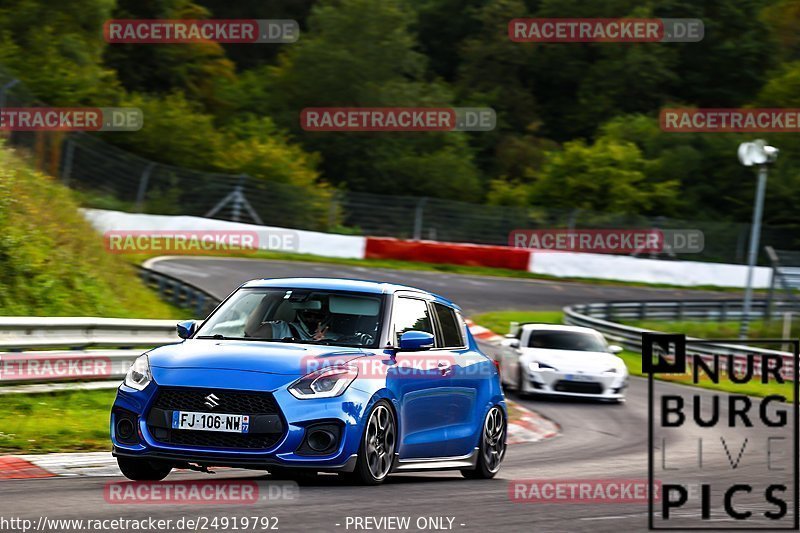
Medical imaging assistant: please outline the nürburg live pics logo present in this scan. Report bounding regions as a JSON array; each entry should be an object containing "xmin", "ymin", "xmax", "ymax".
[{"xmin": 645, "ymin": 332, "xmax": 799, "ymax": 529}]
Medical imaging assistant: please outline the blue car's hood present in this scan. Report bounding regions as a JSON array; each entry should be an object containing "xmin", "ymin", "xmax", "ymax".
[{"xmin": 147, "ymin": 339, "xmax": 367, "ymax": 376}]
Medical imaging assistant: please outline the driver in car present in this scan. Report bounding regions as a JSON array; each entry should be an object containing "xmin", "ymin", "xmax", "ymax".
[{"xmin": 292, "ymin": 307, "xmax": 340, "ymax": 341}]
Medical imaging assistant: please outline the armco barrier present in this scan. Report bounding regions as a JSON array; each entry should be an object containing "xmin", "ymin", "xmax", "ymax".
[
  {"xmin": 0, "ymin": 317, "xmax": 179, "ymax": 351},
  {"xmin": 1, "ymin": 299, "xmax": 796, "ymax": 387},
  {"xmin": 0, "ymin": 265, "xmax": 225, "ymax": 387},
  {"xmin": 138, "ymin": 266, "xmax": 221, "ymax": 317},
  {"xmin": 0, "ymin": 317, "xmax": 180, "ymax": 385},
  {"xmin": 365, "ymin": 237, "xmax": 530, "ymax": 270},
  {"xmin": 563, "ymin": 300, "xmax": 796, "ymax": 378}
]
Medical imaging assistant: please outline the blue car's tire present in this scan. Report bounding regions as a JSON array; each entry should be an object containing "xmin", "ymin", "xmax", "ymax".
[
  {"xmin": 117, "ymin": 457, "xmax": 172, "ymax": 481},
  {"xmin": 461, "ymin": 405, "xmax": 506, "ymax": 479},
  {"xmin": 349, "ymin": 400, "xmax": 396, "ymax": 485}
]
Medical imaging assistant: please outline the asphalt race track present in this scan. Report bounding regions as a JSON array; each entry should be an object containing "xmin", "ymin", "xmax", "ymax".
[
  {"xmin": 146, "ymin": 256, "xmax": 732, "ymax": 314},
  {"xmin": 3, "ymin": 380, "xmax": 789, "ymax": 532},
  {"xmin": 2, "ymin": 258, "xmax": 787, "ymax": 532}
]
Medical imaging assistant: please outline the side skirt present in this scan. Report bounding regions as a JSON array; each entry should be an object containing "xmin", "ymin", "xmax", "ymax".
[{"xmin": 390, "ymin": 448, "xmax": 479, "ymax": 473}]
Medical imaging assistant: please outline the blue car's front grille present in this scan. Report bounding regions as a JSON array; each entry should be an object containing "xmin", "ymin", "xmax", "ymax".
[
  {"xmin": 147, "ymin": 387, "xmax": 284, "ymax": 451},
  {"xmin": 155, "ymin": 428, "xmax": 282, "ymax": 449},
  {"xmin": 152, "ymin": 387, "xmax": 280, "ymax": 415}
]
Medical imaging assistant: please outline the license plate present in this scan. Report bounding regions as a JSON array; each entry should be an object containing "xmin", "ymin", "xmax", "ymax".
[
  {"xmin": 171, "ymin": 411, "xmax": 250, "ymax": 433},
  {"xmin": 564, "ymin": 374, "xmax": 591, "ymax": 381}
]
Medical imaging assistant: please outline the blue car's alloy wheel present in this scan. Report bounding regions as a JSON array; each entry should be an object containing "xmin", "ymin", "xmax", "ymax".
[
  {"xmin": 350, "ymin": 401, "xmax": 396, "ymax": 485},
  {"xmin": 462, "ymin": 405, "xmax": 506, "ymax": 479}
]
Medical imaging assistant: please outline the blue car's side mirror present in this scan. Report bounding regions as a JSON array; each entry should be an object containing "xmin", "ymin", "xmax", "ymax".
[
  {"xmin": 398, "ymin": 331, "xmax": 435, "ymax": 351},
  {"xmin": 176, "ymin": 320, "xmax": 198, "ymax": 339}
]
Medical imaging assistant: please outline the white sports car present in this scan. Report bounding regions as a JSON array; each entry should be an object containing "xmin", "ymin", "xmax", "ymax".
[{"xmin": 497, "ymin": 324, "xmax": 628, "ymax": 402}]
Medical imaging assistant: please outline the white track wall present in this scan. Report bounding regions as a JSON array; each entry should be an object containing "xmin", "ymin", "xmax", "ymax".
[
  {"xmin": 82, "ymin": 209, "xmax": 367, "ymax": 259},
  {"xmin": 528, "ymin": 251, "xmax": 772, "ymax": 288},
  {"xmin": 83, "ymin": 209, "xmax": 772, "ymax": 288}
]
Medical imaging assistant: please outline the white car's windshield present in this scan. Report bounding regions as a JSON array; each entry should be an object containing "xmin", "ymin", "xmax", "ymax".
[
  {"xmin": 196, "ymin": 288, "xmax": 383, "ymax": 348},
  {"xmin": 528, "ymin": 331, "xmax": 607, "ymax": 352}
]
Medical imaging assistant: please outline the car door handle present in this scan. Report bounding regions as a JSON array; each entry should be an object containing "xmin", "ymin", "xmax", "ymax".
[{"xmin": 438, "ymin": 362, "xmax": 452, "ymax": 376}]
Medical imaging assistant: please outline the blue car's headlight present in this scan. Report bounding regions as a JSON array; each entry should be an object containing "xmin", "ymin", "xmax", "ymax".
[
  {"xmin": 124, "ymin": 354, "xmax": 152, "ymax": 390},
  {"xmin": 289, "ymin": 365, "xmax": 358, "ymax": 399}
]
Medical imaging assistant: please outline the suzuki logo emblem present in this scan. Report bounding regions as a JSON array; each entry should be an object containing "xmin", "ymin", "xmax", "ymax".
[{"xmin": 204, "ymin": 393, "xmax": 220, "ymax": 409}]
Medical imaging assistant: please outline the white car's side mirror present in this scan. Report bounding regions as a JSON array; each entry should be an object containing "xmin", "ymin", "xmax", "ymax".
[
  {"xmin": 504, "ymin": 339, "xmax": 520, "ymax": 349},
  {"xmin": 608, "ymin": 345, "xmax": 623, "ymax": 354}
]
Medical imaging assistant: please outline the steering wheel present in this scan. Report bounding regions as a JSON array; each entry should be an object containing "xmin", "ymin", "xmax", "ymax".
[{"xmin": 337, "ymin": 332, "xmax": 374, "ymax": 345}]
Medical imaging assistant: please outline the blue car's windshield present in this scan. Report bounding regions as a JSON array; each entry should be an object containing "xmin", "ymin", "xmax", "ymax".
[{"xmin": 195, "ymin": 288, "xmax": 383, "ymax": 348}]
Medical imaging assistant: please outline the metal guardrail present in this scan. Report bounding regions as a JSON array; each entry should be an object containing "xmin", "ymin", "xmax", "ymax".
[
  {"xmin": 137, "ymin": 266, "xmax": 222, "ymax": 317},
  {"xmin": 3, "ymin": 291, "xmax": 796, "ymax": 386},
  {"xmin": 571, "ymin": 299, "xmax": 800, "ymax": 322},
  {"xmin": 0, "ymin": 316, "xmax": 179, "ymax": 351},
  {"xmin": 563, "ymin": 300, "xmax": 796, "ymax": 378},
  {"xmin": 765, "ymin": 246, "xmax": 800, "ymax": 314},
  {"xmin": 0, "ymin": 319, "xmax": 180, "ymax": 384},
  {"xmin": 0, "ymin": 266, "xmax": 223, "ymax": 386}
]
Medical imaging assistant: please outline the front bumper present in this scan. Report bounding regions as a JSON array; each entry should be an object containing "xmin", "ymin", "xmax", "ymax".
[
  {"xmin": 111, "ymin": 381, "xmax": 373, "ymax": 471},
  {"xmin": 520, "ymin": 369, "xmax": 628, "ymax": 399}
]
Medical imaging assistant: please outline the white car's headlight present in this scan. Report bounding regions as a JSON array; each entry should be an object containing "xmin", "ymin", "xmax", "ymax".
[
  {"xmin": 604, "ymin": 364, "xmax": 627, "ymax": 375},
  {"xmin": 124, "ymin": 354, "xmax": 152, "ymax": 390},
  {"xmin": 289, "ymin": 365, "xmax": 358, "ymax": 399},
  {"xmin": 528, "ymin": 361, "xmax": 557, "ymax": 372}
]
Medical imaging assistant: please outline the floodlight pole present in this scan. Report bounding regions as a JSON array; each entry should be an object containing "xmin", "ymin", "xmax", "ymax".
[{"xmin": 739, "ymin": 164, "xmax": 768, "ymax": 339}]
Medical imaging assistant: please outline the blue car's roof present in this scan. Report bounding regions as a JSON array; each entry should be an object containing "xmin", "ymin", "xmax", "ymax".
[{"xmin": 241, "ymin": 277, "xmax": 460, "ymax": 310}]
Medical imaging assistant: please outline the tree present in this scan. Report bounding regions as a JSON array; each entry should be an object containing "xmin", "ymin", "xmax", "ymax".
[
  {"xmin": 0, "ymin": 0, "xmax": 120, "ymax": 105},
  {"xmin": 103, "ymin": 0, "xmax": 236, "ymax": 112},
  {"xmin": 260, "ymin": 0, "xmax": 483, "ymax": 201},
  {"xmin": 530, "ymin": 136, "xmax": 678, "ymax": 215}
]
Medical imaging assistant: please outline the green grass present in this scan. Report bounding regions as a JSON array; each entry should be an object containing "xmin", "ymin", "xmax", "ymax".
[
  {"xmin": 471, "ymin": 310, "xmax": 564, "ymax": 335},
  {"xmin": 621, "ymin": 318, "xmax": 799, "ymax": 340},
  {"xmin": 472, "ymin": 310, "xmax": 794, "ymax": 401},
  {"xmin": 0, "ymin": 143, "xmax": 184, "ymax": 319},
  {"xmin": 617, "ymin": 350, "xmax": 794, "ymax": 400},
  {"xmin": 0, "ymin": 389, "xmax": 116, "ymax": 454}
]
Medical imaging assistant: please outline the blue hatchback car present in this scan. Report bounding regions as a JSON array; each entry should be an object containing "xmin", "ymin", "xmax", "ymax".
[{"xmin": 111, "ymin": 278, "xmax": 507, "ymax": 485}]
